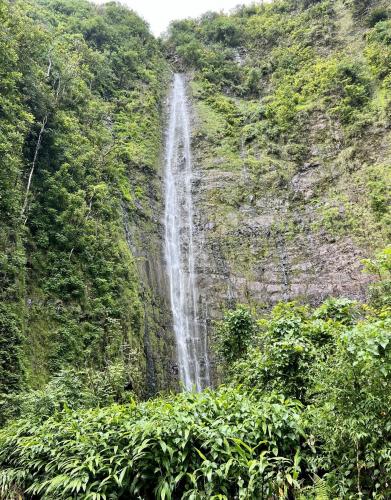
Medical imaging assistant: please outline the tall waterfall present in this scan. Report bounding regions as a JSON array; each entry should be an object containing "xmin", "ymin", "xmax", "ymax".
[{"xmin": 164, "ymin": 74, "xmax": 210, "ymax": 391}]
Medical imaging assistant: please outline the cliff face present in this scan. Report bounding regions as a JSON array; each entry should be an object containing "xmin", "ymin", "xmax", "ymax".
[
  {"xmin": 190, "ymin": 85, "xmax": 375, "ymax": 317},
  {"xmin": 122, "ymin": 156, "xmax": 178, "ymax": 394},
  {"xmin": 165, "ymin": 0, "xmax": 391, "ymax": 327},
  {"xmin": 0, "ymin": 0, "xmax": 177, "ymax": 401}
]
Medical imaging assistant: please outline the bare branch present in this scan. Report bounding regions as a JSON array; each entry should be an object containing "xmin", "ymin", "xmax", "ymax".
[
  {"xmin": 21, "ymin": 114, "xmax": 48, "ymax": 221},
  {"xmin": 46, "ymin": 56, "xmax": 52, "ymax": 78}
]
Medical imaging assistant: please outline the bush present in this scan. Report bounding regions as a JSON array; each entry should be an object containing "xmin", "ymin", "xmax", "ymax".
[
  {"xmin": 215, "ymin": 305, "xmax": 256, "ymax": 364},
  {"xmin": 0, "ymin": 388, "xmax": 305, "ymax": 499},
  {"xmin": 308, "ymin": 317, "xmax": 391, "ymax": 497},
  {"xmin": 1, "ymin": 362, "xmax": 138, "ymax": 424},
  {"xmin": 230, "ymin": 338, "xmax": 314, "ymax": 400},
  {"xmin": 226, "ymin": 290, "xmax": 391, "ymax": 497},
  {"xmin": 312, "ymin": 297, "xmax": 360, "ymax": 326},
  {"xmin": 229, "ymin": 303, "xmax": 316, "ymax": 400},
  {"xmin": 365, "ymin": 20, "xmax": 391, "ymax": 83},
  {"xmin": 202, "ymin": 17, "xmax": 242, "ymax": 47},
  {"xmin": 362, "ymin": 246, "xmax": 391, "ymax": 309}
]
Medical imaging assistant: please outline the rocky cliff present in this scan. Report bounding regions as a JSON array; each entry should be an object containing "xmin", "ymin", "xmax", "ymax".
[{"xmin": 165, "ymin": 0, "xmax": 390, "ymax": 327}]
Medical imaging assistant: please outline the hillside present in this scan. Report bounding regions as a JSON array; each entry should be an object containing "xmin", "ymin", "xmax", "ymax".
[{"xmin": 0, "ymin": 0, "xmax": 176, "ymax": 405}]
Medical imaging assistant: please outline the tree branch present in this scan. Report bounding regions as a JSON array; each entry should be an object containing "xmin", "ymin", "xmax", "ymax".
[{"xmin": 21, "ymin": 114, "xmax": 48, "ymax": 221}]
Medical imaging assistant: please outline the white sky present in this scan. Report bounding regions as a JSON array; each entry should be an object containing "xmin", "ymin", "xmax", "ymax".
[{"xmin": 93, "ymin": 0, "xmax": 261, "ymax": 36}]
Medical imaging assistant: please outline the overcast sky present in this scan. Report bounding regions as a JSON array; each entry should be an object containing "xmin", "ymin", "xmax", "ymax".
[{"xmin": 93, "ymin": 0, "xmax": 260, "ymax": 36}]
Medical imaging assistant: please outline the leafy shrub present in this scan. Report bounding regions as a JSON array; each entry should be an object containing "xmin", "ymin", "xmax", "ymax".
[
  {"xmin": 223, "ymin": 287, "xmax": 391, "ymax": 497},
  {"xmin": 215, "ymin": 305, "xmax": 256, "ymax": 364},
  {"xmin": 266, "ymin": 302, "xmax": 309, "ymax": 339},
  {"xmin": 230, "ymin": 338, "xmax": 314, "ymax": 401},
  {"xmin": 362, "ymin": 246, "xmax": 391, "ymax": 308},
  {"xmin": 229, "ymin": 303, "xmax": 316, "ymax": 400},
  {"xmin": 0, "ymin": 388, "xmax": 305, "ymax": 499},
  {"xmin": 1, "ymin": 361, "xmax": 139, "ymax": 425},
  {"xmin": 202, "ymin": 17, "xmax": 242, "ymax": 47},
  {"xmin": 312, "ymin": 297, "xmax": 360, "ymax": 326},
  {"xmin": 365, "ymin": 20, "xmax": 391, "ymax": 80},
  {"xmin": 308, "ymin": 317, "xmax": 391, "ymax": 497}
]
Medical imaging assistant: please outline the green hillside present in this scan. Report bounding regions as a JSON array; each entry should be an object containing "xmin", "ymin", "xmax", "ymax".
[{"xmin": 0, "ymin": 0, "xmax": 175, "ymax": 405}]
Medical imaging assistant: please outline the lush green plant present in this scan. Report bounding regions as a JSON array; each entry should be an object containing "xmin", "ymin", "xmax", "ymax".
[
  {"xmin": 2, "ymin": 289, "xmax": 389, "ymax": 498},
  {"xmin": 0, "ymin": 387, "xmax": 305, "ymax": 499},
  {"xmin": 230, "ymin": 339, "xmax": 314, "ymax": 401},
  {"xmin": 308, "ymin": 316, "xmax": 391, "ymax": 497},
  {"xmin": 229, "ymin": 303, "xmax": 316, "ymax": 400},
  {"xmin": 312, "ymin": 297, "xmax": 361, "ymax": 326},
  {"xmin": 220, "ymin": 283, "xmax": 391, "ymax": 497},
  {"xmin": 0, "ymin": 0, "xmax": 170, "ymax": 399},
  {"xmin": 0, "ymin": 307, "xmax": 24, "ymax": 399},
  {"xmin": 363, "ymin": 246, "xmax": 391, "ymax": 308},
  {"xmin": 214, "ymin": 305, "xmax": 256, "ymax": 364},
  {"xmin": 1, "ymin": 361, "xmax": 140, "ymax": 425}
]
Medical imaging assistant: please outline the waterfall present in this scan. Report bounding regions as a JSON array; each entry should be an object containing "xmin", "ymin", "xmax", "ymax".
[{"xmin": 164, "ymin": 73, "xmax": 210, "ymax": 391}]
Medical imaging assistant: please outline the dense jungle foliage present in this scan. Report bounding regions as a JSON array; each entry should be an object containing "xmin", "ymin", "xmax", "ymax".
[
  {"xmin": 0, "ymin": 0, "xmax": 390, "ymax": 498},
  {"xmin": 0, "ymin": 0, "xmax": 169, "ymax": 412}
]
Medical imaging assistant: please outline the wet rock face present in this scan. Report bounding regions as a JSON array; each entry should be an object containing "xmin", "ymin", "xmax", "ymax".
[
  {"xmin": 194, "ymin": 191, "xmax": 372, "ymax": 323},
  {"xmin": 123, "ymin": 148, "xmax": 179, "ymax": 395},
  {"xmin": 187, "ymin": 92, "xmax": 375, "ymax": 327}
]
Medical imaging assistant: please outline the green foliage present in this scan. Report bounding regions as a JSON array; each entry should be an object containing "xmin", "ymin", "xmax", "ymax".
[
  {"xmin": 362, "ymin": 246, "xmax": 391, "ymax": 308},
  {"xmin": 230, "ymin": 340, "xmax": 314, "ymax": 402},
  {"xmin": 214, "ymin": 305, "xmax": 256, "ymax": 364},
  {"xmin": 0, "ymin": 388, "xmax": 305, "ymax": 499},
  {"xmin": 202, "ymin": 16, "xmax": 242, "ymax": 47},
  {"xmin": 0, "ymin": 0, "xmax": 32, "ymax": 405},
  {"xmin": 221, "ymin": 270, "xmax": 391, "ymax": 497},
  {"xmin": 266, "ymin": 58, "xmax": 372, "ymax": 134},
  {"xmin": 0, "ymin": 307, "xmax": 23, "ymax": 398},
  {"xmin": 2, "ymin": 361, "xmax": 139, "ymax": 424},
  {"xmin": 308, "ymin": 316, "xmax": 391, "ymax": 497},
  {"xmin": 313, "ymin": 297, "xmax": 360, "ymax": 325},
  {"xmin": 365, "ymin": 19, "xmax": 391, "ymax": 85},
  {"xmin": 2, "ymin": 281, "xmax": 389, "ymax": 498},
  {"xmin": 229, "ymin": 303, "xmax": 314, "ymax": 400},
  {"xmin": 0, "ymin": 0, "xmax": 169, "ymax": 400}
]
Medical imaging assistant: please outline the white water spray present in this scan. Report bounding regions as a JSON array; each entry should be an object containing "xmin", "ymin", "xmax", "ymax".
[{"xmin": 164, "ymin": 74, "xmax": 210, "ymax": 391}]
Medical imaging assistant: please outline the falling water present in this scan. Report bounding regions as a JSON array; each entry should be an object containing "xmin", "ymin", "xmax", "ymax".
[{"xmin": 164, "ymin": 74, "xmax": 210, "ymax": 391}]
